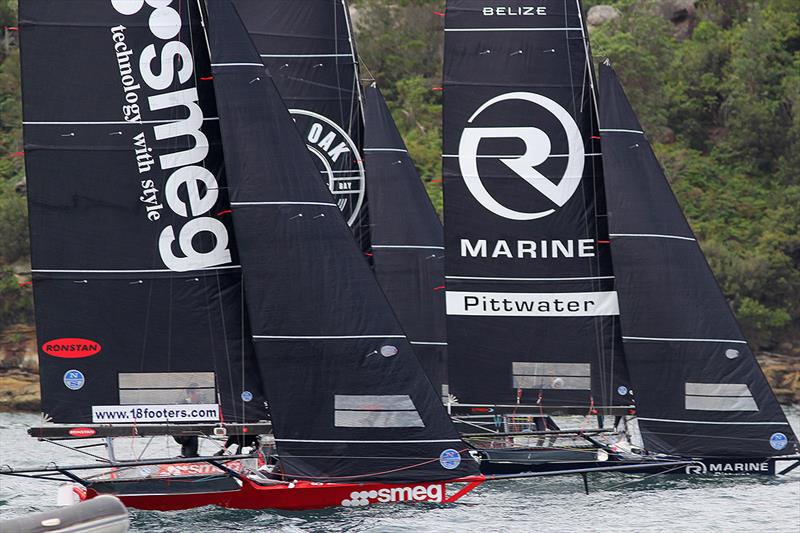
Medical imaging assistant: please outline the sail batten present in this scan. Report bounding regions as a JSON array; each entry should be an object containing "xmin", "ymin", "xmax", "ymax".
[
  {"xmin": 204, "ymin": 0, "xmax": 476, "ymax": 482},
  {"xmin": 599, "ymin": 63, "xmax": 797, "ymax": 457}
]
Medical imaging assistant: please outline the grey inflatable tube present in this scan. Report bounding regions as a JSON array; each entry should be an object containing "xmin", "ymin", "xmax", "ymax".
[{"xmin": 0, "ymin": 495, "xmax": 129, "ymax": 533}]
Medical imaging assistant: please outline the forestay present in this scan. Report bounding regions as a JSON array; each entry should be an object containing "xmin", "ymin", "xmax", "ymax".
[
  {"xmin": 599, "ymin": 63, "xmax": 798, "ymax": 457},
  {"xmin": 364, "ymin": 84, "xmax": 449, "ymax": 396},
  {"xmin": 231, "ymin": 0, "xmax": 370, "ymax": 251},
  {"xmin": 18, "ymin": 0, "xmax": 266, "ymax": 424},
  {"xmin": 442, "ymin": 0, "xmax": 631, "ymax": 408},
  {"xmin": 204, "ymin": 0, "xmax": 478, "ymax": 482}
]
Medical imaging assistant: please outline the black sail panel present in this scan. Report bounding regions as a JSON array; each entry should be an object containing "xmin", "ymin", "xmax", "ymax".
[
  {"xmin": 599, "ymin": 63, "xmax": 797, "ymax": 457},
  {"xmin": 231, "ymin": 0, "xmax": 369, "ymax": 250},
  {"xmin": 364, "ymin": 84, "xmax": 448, "ymax": 395},
  {"xmin": 18, "ymin": 0, "xmax": 267, "ymax": 424},
  {"xmin": 442, "ymin": 1, "xmax": 631, "ymax": 408},
  {"xmin": 205, "ymin": 0, "xmax": 477, "ymax": 482}
]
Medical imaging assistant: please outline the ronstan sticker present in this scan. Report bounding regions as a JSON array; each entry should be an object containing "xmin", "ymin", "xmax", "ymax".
[{"xmin": 42, "ymin": 338, "xmax": 102, "ymax": 358}]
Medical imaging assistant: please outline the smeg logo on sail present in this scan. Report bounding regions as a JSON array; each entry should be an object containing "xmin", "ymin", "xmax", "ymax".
[
  {"xmin": 290, "ymin": 109, "xmax": 366, "ymax": 227},
  {"xmin": 110, "ymin": 0, "xmax": 231, "ymax": 272}
]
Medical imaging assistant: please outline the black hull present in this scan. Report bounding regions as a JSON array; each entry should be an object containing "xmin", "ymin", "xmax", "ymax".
[
  {"xmin": 89, "ymin": 475, "xmax": 241, "ymax": 497},
  {"xmin": 478, "ymin": 448, "xmax": 794, "ymax": 476}
]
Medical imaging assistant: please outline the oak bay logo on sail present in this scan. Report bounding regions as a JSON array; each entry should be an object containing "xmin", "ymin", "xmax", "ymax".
[
  {"xmin": 111, "ymin": 0, "xmax": 232, "ymax": 272},
  {"xmin": 458, "ymin": 91, "xmax": 585, "ymax": 220},
  {"xmin": 290, "ymin": 109, "xmax": 365, "ymax": 227}
]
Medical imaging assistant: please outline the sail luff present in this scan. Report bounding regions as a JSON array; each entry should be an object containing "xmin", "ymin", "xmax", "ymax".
[
  {"xmin": 204, "ymin": 0, "xmax": 477, "ymax": 481},
  {"xmin": 599, "ymin": 63, "xmax": 798, "ymax": 457},
  {"xmin": 364, "ymin": 84, "xmax": 448, "ymax": 395}
]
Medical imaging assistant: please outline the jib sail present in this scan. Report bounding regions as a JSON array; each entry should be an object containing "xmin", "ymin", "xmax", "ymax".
[
  {"xmin": 204, "ymin": 0, "xmax": 477, "ymax": 481},
  {"xmin": 599, "ymin": 63, "xmax": 797, "ymax": 457},
  {"xmin": 364, "ymin": 84, "xmax": 449, "ymax": 395},
  {"xmin": 231, "ymin": 0, "xmax": 370, "ymax": 251},
  {"xmin": 18, "ymin": 0, "xmax": 266, "ymax": 424},
  {"xmin": 442, "ymin": 0, "xmax": 630, "ymax": 408}
]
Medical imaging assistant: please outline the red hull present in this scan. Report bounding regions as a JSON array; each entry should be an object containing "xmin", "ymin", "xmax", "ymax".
[{"xmin": 93, "ymin": 475, "xmax": 486, "ymax": 512}]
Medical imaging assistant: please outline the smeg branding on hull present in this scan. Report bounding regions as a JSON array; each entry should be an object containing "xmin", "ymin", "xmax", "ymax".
[{"xmin": 110, "ymin": 0, "xmax": 231, "ymax": 272}]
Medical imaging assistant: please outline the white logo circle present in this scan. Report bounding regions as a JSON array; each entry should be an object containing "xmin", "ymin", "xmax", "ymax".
[
  {"xmin": 458, "ymin": 92, "xmax": 585, "ymax": 220},
  {"xmin": 289, "ymin": 109, "xmax": 365, "ymax": 227}
]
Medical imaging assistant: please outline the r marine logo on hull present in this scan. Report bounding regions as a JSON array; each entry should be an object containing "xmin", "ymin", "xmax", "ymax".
[
  {"xmin": 458, "ymin": 92, "xmax": 585, "ymax": 220},
  {"xmin": 290, "ymin": 109, "xmax": 365, "ymax": 227}
]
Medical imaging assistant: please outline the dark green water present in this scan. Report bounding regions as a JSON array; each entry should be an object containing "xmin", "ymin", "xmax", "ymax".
[{"xmin": 1, "ymin": 410, "xmax": 799, "ymax": 532}]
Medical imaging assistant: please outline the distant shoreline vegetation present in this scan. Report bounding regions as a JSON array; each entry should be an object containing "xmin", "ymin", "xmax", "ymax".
[{"xmin": 1, "ymin": 0, "xmax": 798, "ymax": 356}]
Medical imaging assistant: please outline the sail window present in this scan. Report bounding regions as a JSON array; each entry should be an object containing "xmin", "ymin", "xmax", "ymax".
[
  {"xmin": 118, "ymin": 372, "xmax": 216, "ymax": 405},
  {"xmin": 512, "ymin": 362, "xmax": 591, "ymax": 390},
  {"xmin": 334, "ymin": 395, "xmax": 424, "ymax": 427},
  {"xmin": 684, "ymin": 383, "xmax": 758, "ymax": 411}
]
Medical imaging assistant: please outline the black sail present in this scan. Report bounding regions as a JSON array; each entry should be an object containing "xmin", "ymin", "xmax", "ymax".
[
  {"xmin": 364, "ymin": 84, "xmax": 448, "ymax": 395},
  {"xmin": 442, "ymin": 1, "xmax": 631, "ymax": 408},
  {"xmin": 18, "ymin": 0, "xmax": 267, "ymax": 424},
  {"xmin": 231, "ymin": 0, "xmax": 369, "ymax": 251},
  {"xmin": 205, "ymin": 0, "xmax": 477, "ymax": 481},
  {"xmin": 599, "ymin": 63, "xmax": 797, "ymax": 457}
]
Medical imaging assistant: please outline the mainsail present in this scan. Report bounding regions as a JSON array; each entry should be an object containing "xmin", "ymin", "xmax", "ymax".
[
  {"xmin": 364, "ymin": 84, "xmax": 448, "ymax": 395},
  {"xmin": 204, "ymin": 0, "xmax": 477, "ymax": 481},
  {"xmin": 442, "ymin": 0, "xmax": 630, "ymax": 408},
  {"xmin": 599, "ymin": 63, "xmax": 798, "ymax": 457},
  {"xmin": 18, "ymin": 0, "xmax": 266, "ymax": 424},
  {"xmin": 231, "ymin": 0, "xmax": 369, "ymax": 250}
]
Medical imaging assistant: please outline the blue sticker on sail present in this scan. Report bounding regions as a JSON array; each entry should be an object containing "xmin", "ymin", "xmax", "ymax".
[
  {"xmin": 439, "ymin": 448, "xmax": 461, "ymax": 470},
  {"xmin": 241, "ymin": 391, "xmax": 253, "ymax": 402},
  {"xmin": 63, "ymin": 370, "xmax": 85, "ymax": 390},
  {"xmin": 617, "ymin": 386, "xmax": 628, "ymax": 396},
  {"xmin": 769, "ymin": 432, "xmax": 787, "ymax": 451}
]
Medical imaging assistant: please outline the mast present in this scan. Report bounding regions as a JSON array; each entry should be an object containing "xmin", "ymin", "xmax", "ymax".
[
  {"xmin": 17, "ymin": 0, "xmax": 267, "ymax": 425},
  {"xmin": 441, "ymin": 0, "xmax": 631, "ymax": 409},
  {"xmin": 204, "ymin": 0, "xmax": 478, "ymax": 482},
  {"xmin": 363, "ymin": 84, "xmax": 448, "ymax": 397},
  {"xmin": 598, "ymin": 63, "xmax": 798, "ymax": 457},
  {"xmin": 230, "ymin": 0, "xmax": 370, "ymax": 251}
]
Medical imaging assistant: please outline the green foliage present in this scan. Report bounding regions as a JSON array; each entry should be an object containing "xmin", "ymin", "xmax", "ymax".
[{"xmin": 0, "ymin": 269, "xmax": 31, "ymax": 329}]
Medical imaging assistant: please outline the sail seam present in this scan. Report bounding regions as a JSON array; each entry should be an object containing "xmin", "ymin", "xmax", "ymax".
[
  {"xmin": 275, "ymin": 439, "xmax": 462, "ymax": 443},
  {"xmin": 211, "ymin": 62, "xmax": 264, "ymax": 67},
  {"xmin": 24, "ymin": 118, "xmax": 220, "ymax": 125},
  {"xmin": 230, "ymin": 201, "xmax": 337, "ymax": 207},
  {"xmin": 409, "ymin": 341, "xmax": 448, "ymax": 346},
  {"xmin": 372, "ymin": 245, "xmax": 445, "ymax": 250},
  {"xmin": 623, "ymin": 336, "xmax": 746, "ymax": 344},
  {"xmin": 638, "ymin": 417, "xmax": 787, "ymax": 426},
  {"xmin": 260, "ymin": 53, "xmax": 353, "ymax": 58},
  {"xmin": 599, "ymin": 128, "xmax": 644, "ymax": 134},
  {"xmin": 32, "ymin": 266, "xmax": 241, "ymax": 273},
  {"xmin": 446, "ymin": 275, "xmax": 614, "ymax": 281},
  {"xmin": 444, "ymin": 27, "xmax": 582, "ymax": 32},
  {"xmin": 253, "ymin": 335, "xmax": 406, "ymax": 340},
  {"xmin": 610, "ymin": 233, "xmax": 695, "ymax": 241}
]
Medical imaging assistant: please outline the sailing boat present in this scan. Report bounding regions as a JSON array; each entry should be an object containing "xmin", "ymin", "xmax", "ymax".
[
  {"xmin": 598, "ymin": 62, "xmax": 799, "ymax": 472},
  {"xmin": 8, "ymin": 0, "xmax": 489, "ymax": 511},
  {"xmin": 363, "ymin": 84, "xmax": 449, "ymax": 396},
  {"xmin": 440, "ymin": 0, "xmax": 641, "ymax": 473},
  {"xmin": 231, "ymin": 0, "xmax": 371, "ymax": 251}
]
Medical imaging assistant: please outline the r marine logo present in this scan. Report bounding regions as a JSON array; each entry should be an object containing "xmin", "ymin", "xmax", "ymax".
[
  {"xmin": 290, "ymin": 109, "xmax": 365, "ymax": 227},
  {"xmin": 458, "ymin": 92, "xmax": 585, "ymax": 220}
]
